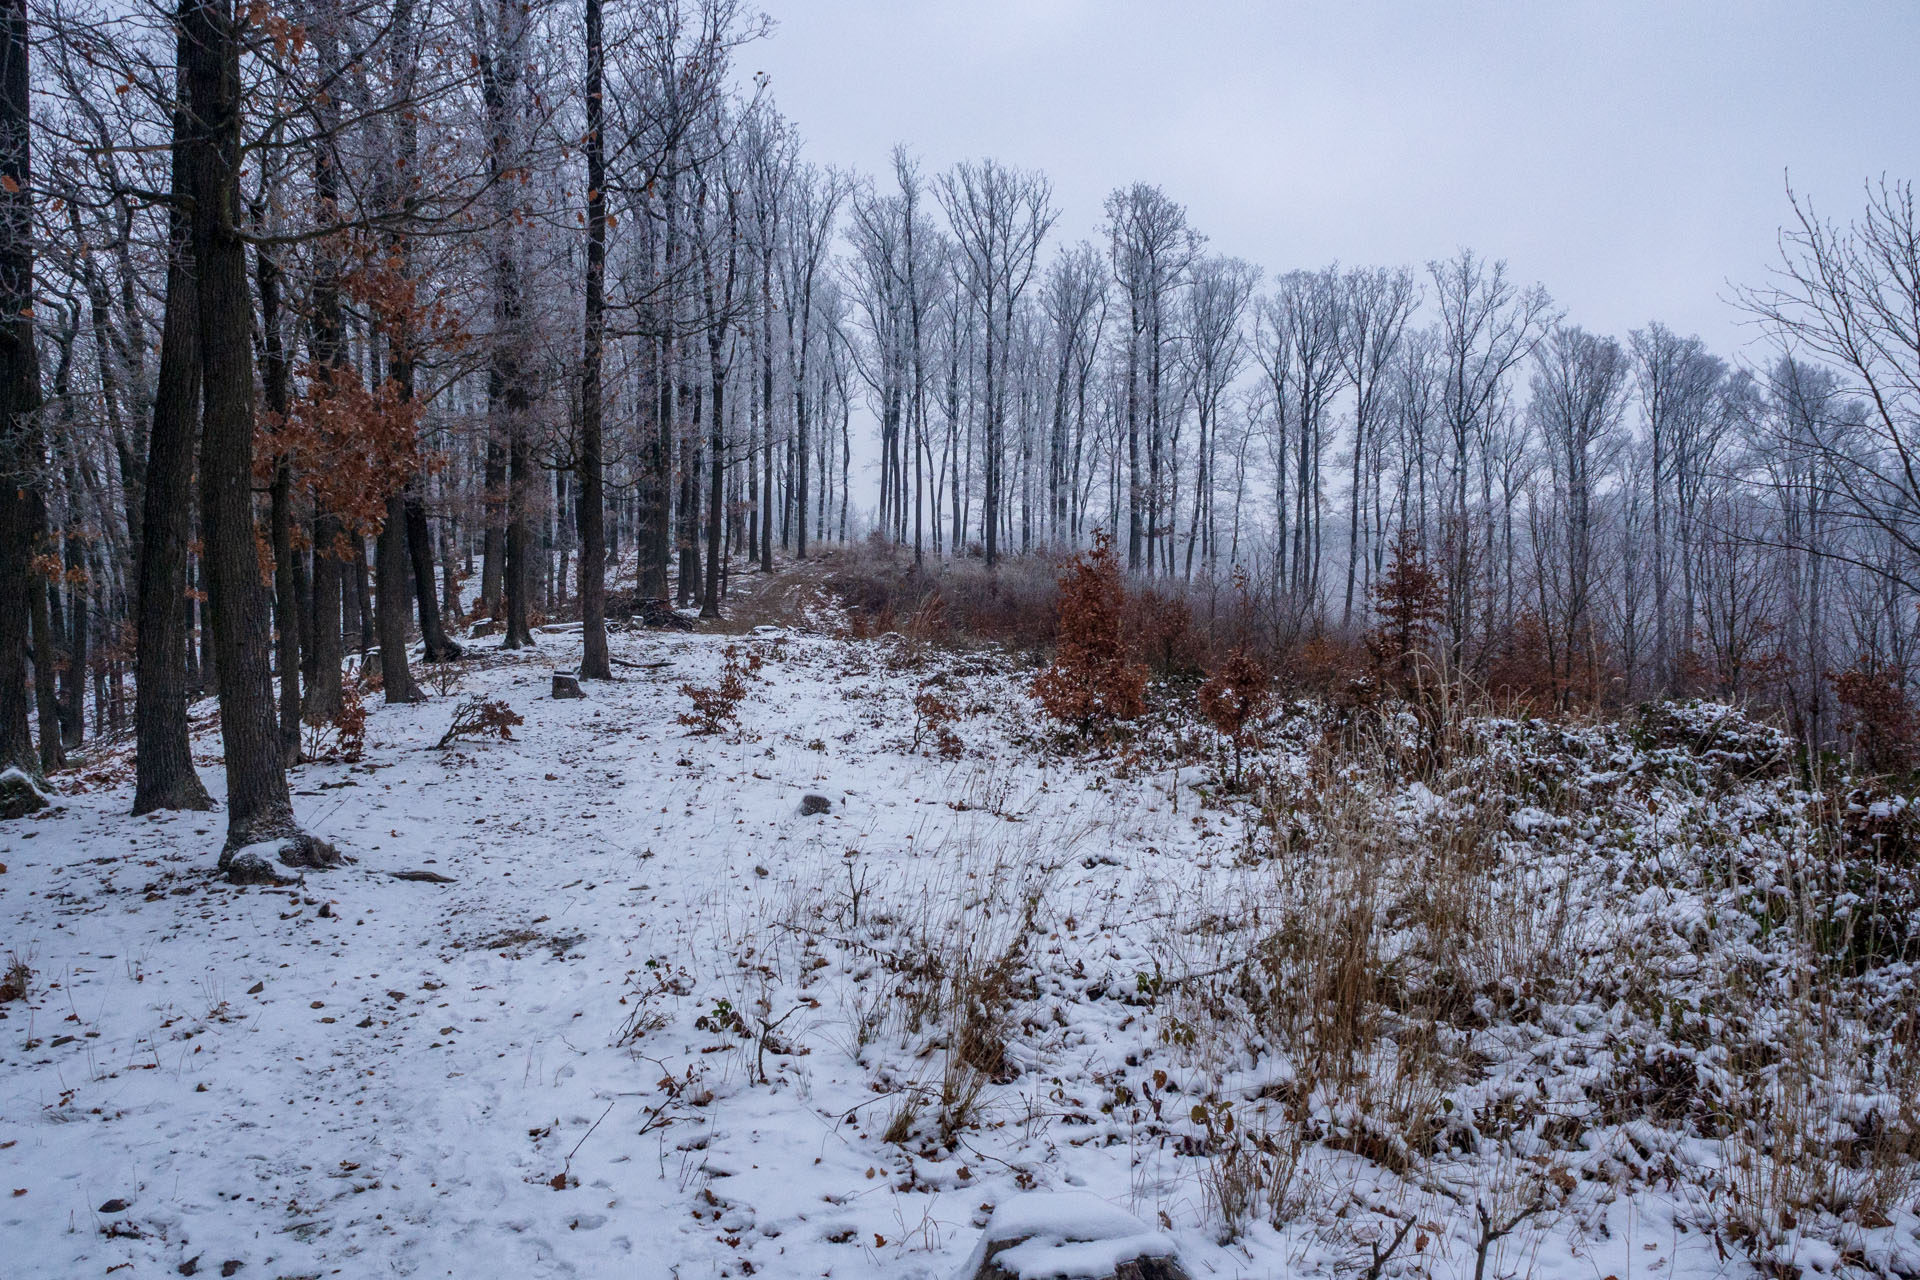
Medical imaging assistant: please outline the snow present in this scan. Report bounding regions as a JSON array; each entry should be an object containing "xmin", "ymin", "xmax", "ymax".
[
  {"xmin": 956, "ymin": 1192, "xmax": 1177, "ymax": 1278},
  {"xmin": 1, "ymin": 593, "xmax": 1915, "ymax": 1279}
]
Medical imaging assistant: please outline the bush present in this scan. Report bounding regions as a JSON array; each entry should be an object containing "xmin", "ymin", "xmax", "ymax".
[
  {"xmin": 1363, "ymin": 529, "xmax": 1445, "ymax": 692},
  {"xmin": 1833, "ymin": 660, "xmax": 1919, "ymax": 776},
  {"xmin": 827, "ymin": 543, "xmax": 1056, "ymax": 653},
  {"xmin": 434, "ymin": 697, "xmax": 524, "ymax": 749},
  {"xmin": 1031, "ymin": 531, "xmax": 1145, "ymax": 736},
  {"xmin": 302, "ymin": 683, "xmax": 368, "ymax": 763},
  {"xmin": 912, "ymin": 682, "xmax": 965, "ymax": 759},
  {"xmin": 1128, "ymin": 586, "xmax": 1205, "ymax": 678},
  {"xmin": 1198, "ymin": 648, "xmax": 1272, "ymax": 787},
  {"xmin": 678, "ymin": 647, "xmax": 749, "ymax": 734}
]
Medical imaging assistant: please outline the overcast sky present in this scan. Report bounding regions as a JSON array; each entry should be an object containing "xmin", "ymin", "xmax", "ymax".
[{"xmin": 748, "ymin": 0, "xmax": 1920, "ymax": 363}]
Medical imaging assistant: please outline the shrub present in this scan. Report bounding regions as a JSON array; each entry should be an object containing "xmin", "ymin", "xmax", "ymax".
[
  {"xmin": 912, "ymin": 683, "xmax": 965, "ymax": 759},
  {"xmin": 434, "ymin": 697, "xmax": 524, "ymax": 749},
  {"xmin": 1363, "ymin": 528, "xmax": 1445, "ymax": 691},
  {"xmin": 0, "ymin": 952, "xmax": 30, "ymax": 1003},
  {"xmin": 1198, "ymin": 648, "xmax": 1272, "ymax": 788},
  {"xmin": 302, "ymin": 683, "xmax": 368, "ymax": 762},
  {"xmin": 678, "ymin": 648, "xmax": 748, "ymax": 734},
  {"xmin": 1031, "ymin": 531, "xmax": 1145, "ymax": 736},
  {"xmin": 1485, "ymin": 609, "xmax": 1556, "ymax": 708},
  {"xmin": 1128, "ymin": 586, "xmax": 1204, "ymax": 678},
  {"xmin": 1294, "ymin": 632, "xmax": 1363, "ymax": 693},
  {"xmin": 1833, "ymin": 659, "xmax": 1918, "ymax": 776}
]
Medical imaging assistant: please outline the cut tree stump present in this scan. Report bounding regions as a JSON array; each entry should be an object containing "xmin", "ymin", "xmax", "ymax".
[
  {"xmin": 0, "ymin": 767, "xmax": 50, "ymax": 820},
  {"xmin": 552, "ymin": 671, "xmax": 584, "ymax": 699},
  {"xmin": 957, "ymin": 1193, "xmax": 1190, "ymax": 1280}
]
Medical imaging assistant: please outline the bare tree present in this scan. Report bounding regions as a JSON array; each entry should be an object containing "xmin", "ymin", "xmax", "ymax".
[
  {"xmin": 939, "ymin": 159, "xmax": 1054, "ymax": 568},
  {"xmin": 1428, "ymin": 250, "xmax": 1554, "ymax": 667},
  {"xmin": 1336, "ymin": 265, "xmax": 1416, "ymax": 628},
  {"xmin": 1743, "ymin": 180, "xmax": 1920, "ymax": 592},
  {"xmin": 1530, "ymin": 325, "xmax": 1629, "ymax": 704},
  {"xmin": 1180, "ymin": 254, "xmax": 1257, "ymax": 579},
  {"xmin": 1104, "ymin": 183, "xmax": 1197, "ymax": 573}
]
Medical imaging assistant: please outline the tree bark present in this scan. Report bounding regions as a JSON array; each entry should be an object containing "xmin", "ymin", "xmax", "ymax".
[
  {"xmin": 574, "ymin": 0, "xmax": 611, "ymax": 675},
  {"xmin": 253, "ymin": 229, "xmax": 304, "ymax": 765},
  {"xmin": 376, "ymin": 494, "xmax": 422, "ymax": 701},
  {"xmin": 0, "ymin": 0, "xmax": 42, "ymax": 774},
  {"xmin": 182, "ymin": 0, "xmax": 315, "ymax": 860}
]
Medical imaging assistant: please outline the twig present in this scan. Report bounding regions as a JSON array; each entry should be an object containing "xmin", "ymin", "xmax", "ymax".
[{"xmin": 561, "ymin": 1099, "xmax": 618, "ymax": 1182}]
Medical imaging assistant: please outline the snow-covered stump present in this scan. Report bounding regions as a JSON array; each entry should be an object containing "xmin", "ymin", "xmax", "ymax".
[
  {"xmin": 0, "ymin": 765, "xmax": 50, "ymax": 819},
  {"xmin": 552, "ymin": 670, "xmax": 585, "ymax": 699},
  {"xmin": 955, "ymin": 1193, "xmax": 1189, "ymax": 1280},
  {"xmin": 223, "ymin": 834, "xmax": 344, "ymax": 884}
]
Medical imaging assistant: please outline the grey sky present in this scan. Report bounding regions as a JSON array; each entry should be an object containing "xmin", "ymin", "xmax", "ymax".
[{"xmin": 750, "ymin": 0, "xmax": 1920, "ymax": 362}]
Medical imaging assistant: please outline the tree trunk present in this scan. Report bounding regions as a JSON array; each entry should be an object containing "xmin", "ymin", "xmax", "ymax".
[
  {"xmin": 377, "ymin": 495, "xmax": 422, "ymax": 701},
  {"xmin": 135, "ymin": 32, "xmax": 220, "ymax": 809},
  {"xmin": 574, "ymin": 0, "xmax": 610, "ymax": 677},
  {"xmin": 182, "ymin": 0, "xmax": 318, "ymax": 862},
  {"xmin": 306, "ymin": 512, "xmax": 345, "ymax": 718},
  {"xmin": 405, "ymin": 490, "xmax": 458, "ymax": 659},
  {"xmin": 29, "ymin": 569, "xmax": 61, "ymax": 773},
  {"xmin": 0, "ymin": 0, "xmax": 42, "ymax": 774}
]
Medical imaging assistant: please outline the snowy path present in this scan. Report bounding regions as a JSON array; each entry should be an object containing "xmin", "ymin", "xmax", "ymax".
[{"xmin": 1, "ymin": 625, "xmax": 1200, "ymax": 1277}]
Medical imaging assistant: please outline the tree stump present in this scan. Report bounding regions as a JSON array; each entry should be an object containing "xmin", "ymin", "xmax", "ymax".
[{"xmin": 957, "ymin": 1193, "xmax": 1190, "ymax": 1280}]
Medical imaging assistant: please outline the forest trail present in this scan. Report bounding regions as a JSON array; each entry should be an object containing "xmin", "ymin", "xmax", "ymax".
[{"xmin": 702, "ymin": 550, "xmax": 850, "ymax": 633}]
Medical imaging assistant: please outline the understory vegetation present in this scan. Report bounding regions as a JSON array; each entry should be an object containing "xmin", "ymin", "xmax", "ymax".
[{"xmin": 630, "ymin": 548, "xmax": 1920, "ymax": 1280}]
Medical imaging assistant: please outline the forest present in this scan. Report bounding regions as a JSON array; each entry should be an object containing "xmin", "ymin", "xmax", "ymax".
[{"xmin": 1, "ymin": 2, "xmax": 1918, "ymax": 1279}]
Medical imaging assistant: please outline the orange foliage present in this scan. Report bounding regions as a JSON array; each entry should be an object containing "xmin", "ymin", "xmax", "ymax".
[
  {"xmin": 255, "ymin": 242, "xmax": 460, "ymax": 551},
  {"xmin": 1486, "ymin": 610, "xmax": 1556, "ymax": 708},
  {"xmin": 1364, "ymin": 529, "xmax": 1445, "ymax": 690},
  {"xmin": 1833, "ymin": 660, "xmax": 1919, "ymax": 776},
  {"xmin": 1032, "ymin": 531, "xmax": 1146, "ymax": 735},
  {"xmin": 1198, "ymin": 648, "xmax": 1272, "ymax": 786},
  {"xmin": 1127, "ymin": 587, "xmax": 1203, "ymax": 678}
]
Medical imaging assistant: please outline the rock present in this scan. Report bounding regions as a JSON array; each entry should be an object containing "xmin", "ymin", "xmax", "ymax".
[
  {"xmin": 552, "ymin": 671, "xmax": 585, "ymax": 699},
  {"xmin": 390, "ymin": 869, "xmax": 456, "ymax": 884},
  {"xmin": 955, "ymin": 1193, "xmax": 1189, "ymax": 1280},
  {"xmin": 0, "ymin": 766, "xmax": 49, "ymax": 820},
  {"xmin": 97, "ymin": 1198, "xmax": 129, "ymax": 1214},
  {"xmin": 800, "ymin": 794, "xmax": 832, "ymax": 816}
]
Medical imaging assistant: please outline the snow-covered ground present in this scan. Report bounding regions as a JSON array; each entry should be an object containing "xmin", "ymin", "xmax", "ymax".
[{"xmin": 2, "ymin": 584, "xmax": 1916, "ymax": 1278}]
